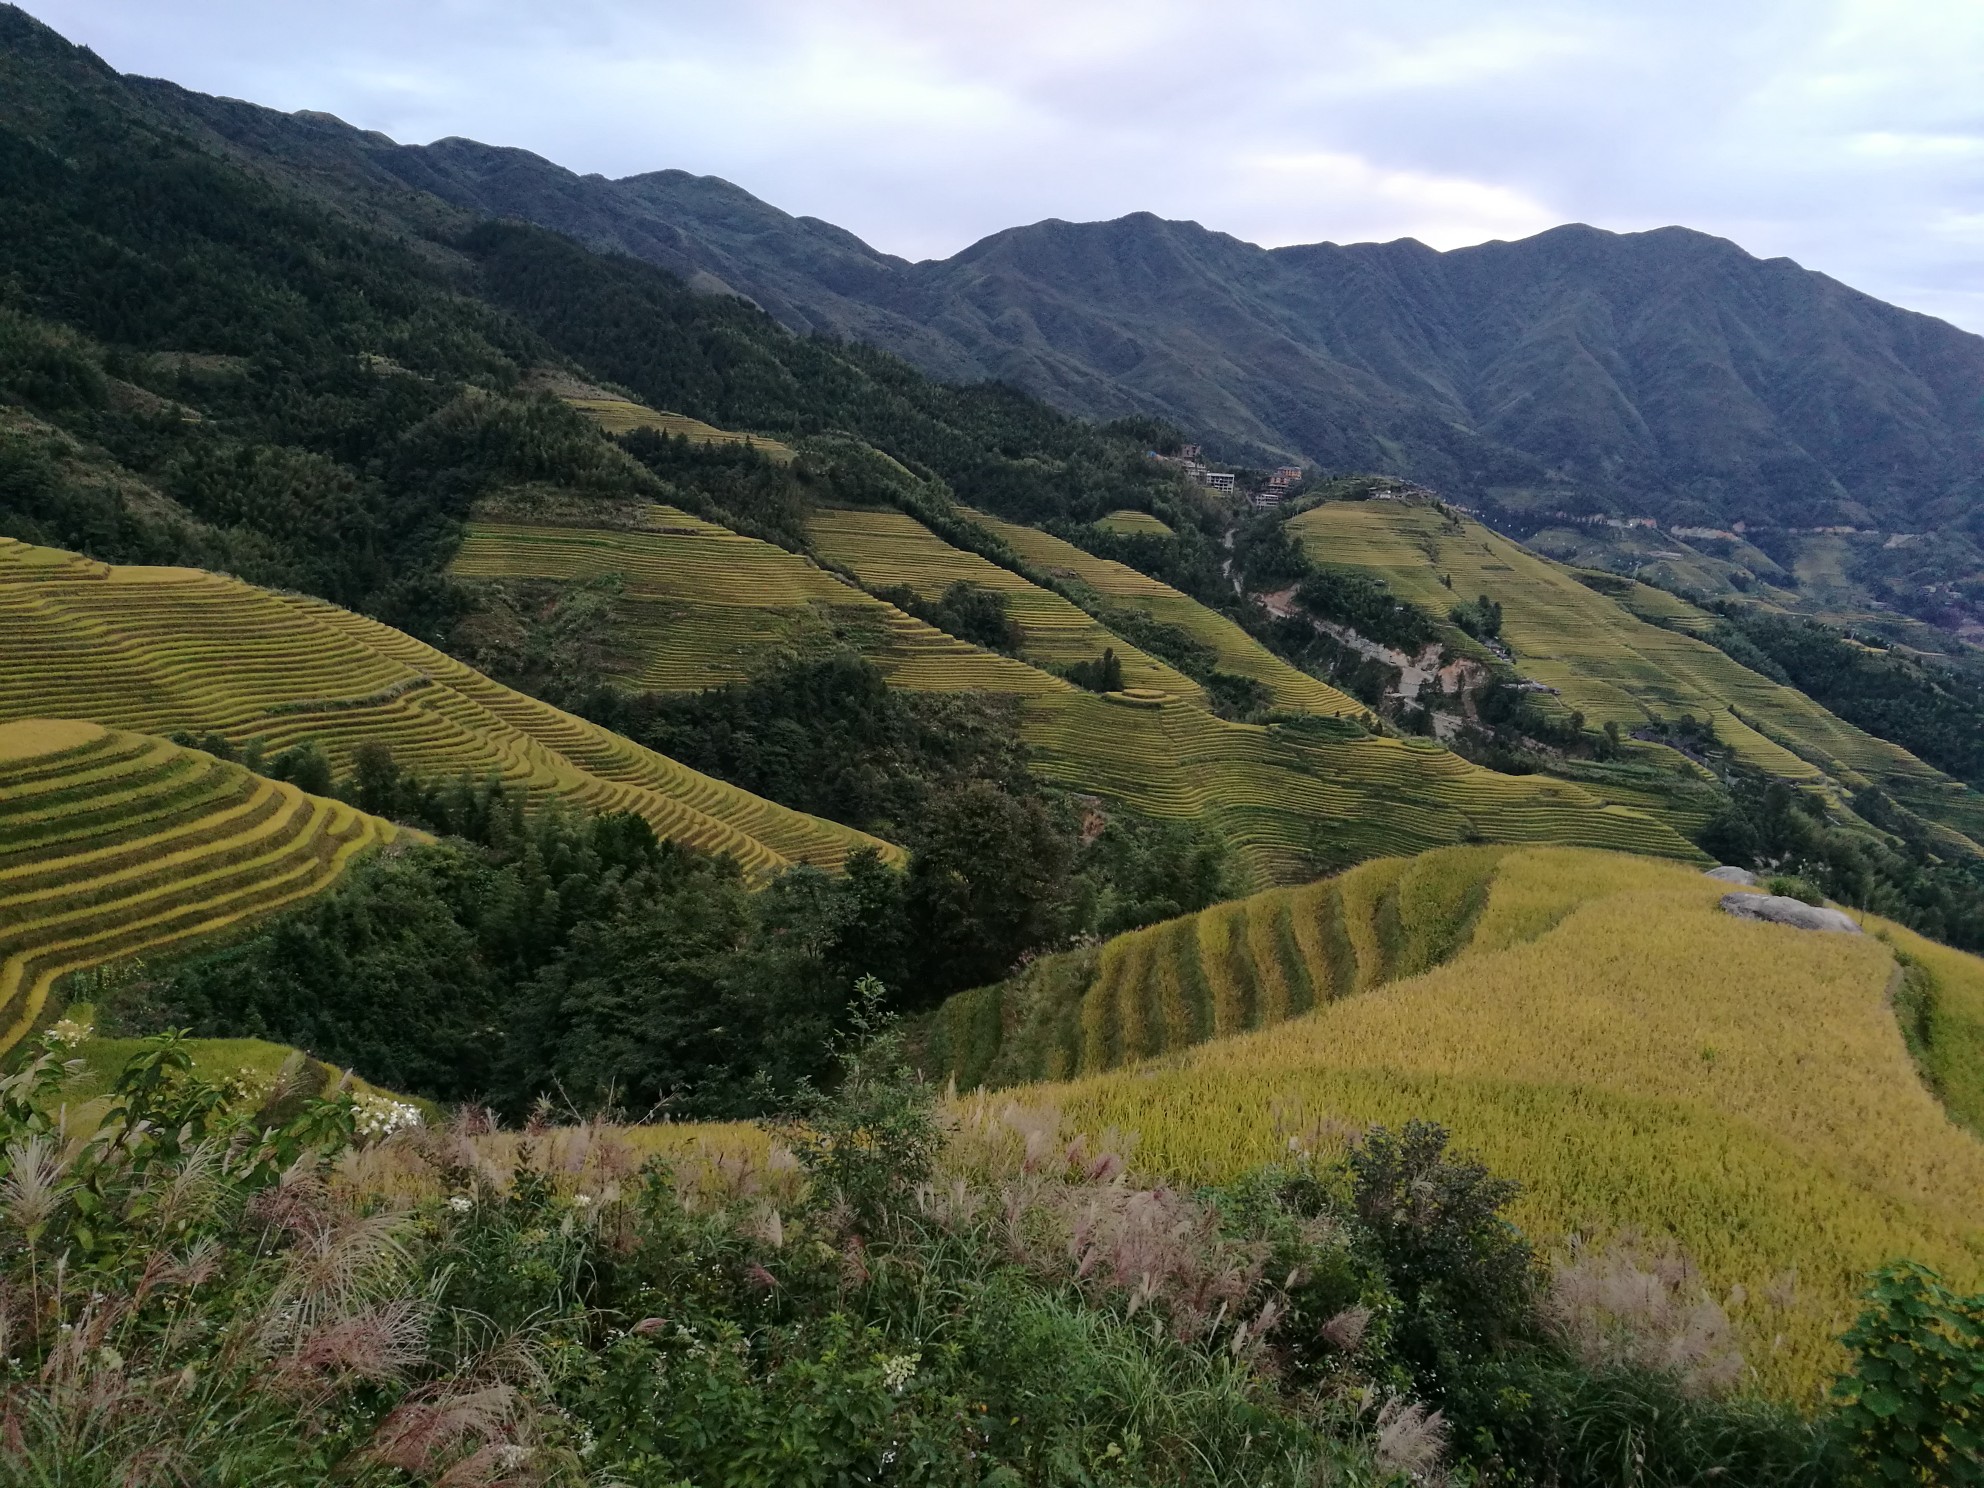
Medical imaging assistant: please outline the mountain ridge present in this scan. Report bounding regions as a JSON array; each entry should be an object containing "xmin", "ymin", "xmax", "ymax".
[{"xmin": 107, "ymin": 73, "xmax": 1984, "ymax": 542}]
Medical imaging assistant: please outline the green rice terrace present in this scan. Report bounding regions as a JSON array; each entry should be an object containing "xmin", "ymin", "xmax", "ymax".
[
  {"xmin": 0, "ymin": 536, "xmax": 887, "ymax": 876},
  {"xmin": 920, "ymin": 844, "xmax": 1515, "ymax": 1090},
  {"xmin": 807, "ymin": 506, "xmax": 1207, "ymax": 700},
  {"xmin": 962, "ymin": 506, "xmax": 1360, "ymax": 719},
  {"xmin": 1093, "ymin": 508, "xmax": 1174, "ymax": 536},
  {"xmin": 564, "ymin": 393, "xmax": 797, "ymax": 462},
  {"xmin": 0, "ymin": 718, "xmax": 401, "ymax": 1054},
  {"xmin": 451, "ymin": 502, "xmax": 1699, "ymax": 885},
  {"xmin": 1289, "ymin": 500, "xmax": 1984, "ymax": 850}
]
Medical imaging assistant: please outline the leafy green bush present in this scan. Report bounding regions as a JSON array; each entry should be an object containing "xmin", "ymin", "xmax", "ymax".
[
  {"xmin": 1831, "ymin": 1261, "xmax": 1984, "ymax": 1485},
  {"xmin": 877, "ymin": 579, "xmax": 1027, "ymax": 655},
  {"xmin": 1766, "ymin": 874, "xmax": 1826, "ymax": 906},
  {"xmin": 1296, "ymin": 568, "xmax": 1439, "ymax": 652},
  {"xmin": 1448, "ymin": 594, "xmax": 1504, "ymax": 642}
]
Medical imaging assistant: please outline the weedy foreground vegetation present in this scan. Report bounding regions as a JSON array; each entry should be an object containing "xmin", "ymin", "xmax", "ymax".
[{"xmin": 16, "ymin": 1001, "xmax": 1977, "ymax": 1488}]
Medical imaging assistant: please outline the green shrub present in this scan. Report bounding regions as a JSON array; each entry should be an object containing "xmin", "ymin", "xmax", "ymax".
[{"xmin": 1831, "ymin": 1261, "xmax": 1984, "ymax": 1485}]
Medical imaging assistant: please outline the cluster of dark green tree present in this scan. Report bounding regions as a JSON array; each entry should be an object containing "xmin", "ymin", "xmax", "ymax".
[
  {"xmin": 1448, "ymin": 593, "xmax": 1504, "ymax": 642},
  {"xmin": 872, "ymin": 579, "xmax": 1026, "ymax": 654},
  {"xmin": 126, "ymin": 695, "xmax": 1237, "ymax": 1113},
  {"xmin": 575, "ymin": 652, "xmax": 1239, "ymax": 957},
  {"xmin": 97, "ymin": 787, "xmax": 861, "ymax": 1116},
  {"xmin": 15, "ymin": 1022, "xmax": 1966, "ymax": 1487}
]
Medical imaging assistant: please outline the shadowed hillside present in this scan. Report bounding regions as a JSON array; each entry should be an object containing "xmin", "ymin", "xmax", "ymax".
[{"xmin": 125, "ymin": 74, "xmax": 1984, "ymax": 539}]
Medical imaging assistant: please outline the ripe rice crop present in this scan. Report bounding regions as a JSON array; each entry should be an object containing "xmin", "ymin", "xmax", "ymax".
[
  {"xmin": 944, "ymin": 845, "xmax": 1984, "ymax": 1401},
  {"xmin": 923, "ymin": 846, "xmax": 1509, "ymax": 1088},
  {"xmin": 0, "ymin": 536, "xmax": 889, "ymax": 877},
  {"xmin": 0, "ymin": 718, "xmax": 400, "ymax": 1054},
  {"xmin": 1093, "ymin": 509, "xmax": 1173, "ymax": 536},
  {"xmin": 809, "ymin": 506, "xmax": 1207, "ymax": 700},
  {"xmin": 965, "ymin": 509, "xmax": 1361, "ymax": 719},
  {"xmin": 1288, "ymin": 502, "xmax": 1977, "ymax": 847},
  {"xmin": 452, "ymin": 509, "xmax": 1696, "ymax": 885},
  {"xmin": 564, "ymin": 396, "xmax": 796, "ymax": 462},
  {"xmin": 451, "ymin": 506, "xmax": 1056, "ymax": 699}
]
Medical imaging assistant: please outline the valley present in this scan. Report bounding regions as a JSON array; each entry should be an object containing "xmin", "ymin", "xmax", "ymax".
[
  {"xmin": 2, "ymin": 4, "xmax": 1982, "ymax": 1482},
  {"xmin": 1287, "ymin": 499, "xmax": 1984, "ymax": 849}
]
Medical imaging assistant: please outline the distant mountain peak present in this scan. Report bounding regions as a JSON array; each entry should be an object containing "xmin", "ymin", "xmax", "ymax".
[{"xmin": 78, "ymin": 27, "xmax": 1981, "ymax": 533}]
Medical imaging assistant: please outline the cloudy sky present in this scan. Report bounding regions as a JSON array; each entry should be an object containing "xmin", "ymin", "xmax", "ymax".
[{"xmin": 30, "ymin": 0, "xmax": 1984, "ymax": 331}]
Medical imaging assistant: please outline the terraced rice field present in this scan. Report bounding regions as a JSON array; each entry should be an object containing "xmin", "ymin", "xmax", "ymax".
[
  {"xmin": 450, "ymin": 509, "xmax": 1696, "ymax": 883},
  {"xmin": 966, "ymin": 509, "xmax": 1359, "ymax": 719},
  {"xmin": 0, "ymin": 719, "xmax": 399, "ymax": 1054},
  {"xmin": 564, "ymin": 396, "xmax": 796, "ymax": 462},
  {"xmin": 1093, "ymin": 509, "xmax": 1172, "ymax": 536},
  {"xmin": 808, "ymin": 507, "xmax": 1208, "ymax": 702},
  {"xmin": 922, "ymin": 845, "xmax": 1509, "ymax": 1088},
  {"xmin": 936, "ymin": 845, "xmax": 1984, "ymax": 1401},
  {"xmin": 451, "ymin": 505, "xmax": 1057, "ymax": 699},
  {"xmin": 0, "ymin": 537, "xmax": 889, "ymax": 875},
  {"xmin": 1289, "ymin": 501, "xmax": 1980, "ymax": 839},
  {"xmin": 1021, "ymin": 692, "xmax": 1696, "ymax": 883}
]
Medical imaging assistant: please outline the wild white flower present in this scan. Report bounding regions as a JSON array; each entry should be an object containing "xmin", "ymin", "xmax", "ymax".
[
  {"xmin": 44, "ymin": 1017, "xmax": 90, "ymax": 1048},
  {"xmin": 352, "ymin": 1094, "xmax": 423, "ymax": 1141},
  {"xmin": 448, "ymin": 1195, "xmax": 473, "ymax": 1214},
  {"xmin": 880, "ymin": 1351, "xmax": 921, "ymax": 1393},
  {"xmin": 572, "ymin": 1192, "xmax": 593, "ymax": 1208}
]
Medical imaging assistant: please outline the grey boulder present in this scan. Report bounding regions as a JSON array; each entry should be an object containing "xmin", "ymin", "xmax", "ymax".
[
  {"xmin": 1719, "ymin": 893, "xmax": 1862, "ymax": 934},
  {"xmin": 1704, "ymin": 866, "xmax": 1760, "ymax": 886}
]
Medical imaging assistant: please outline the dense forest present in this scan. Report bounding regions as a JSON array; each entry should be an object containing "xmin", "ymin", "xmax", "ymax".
[{"xmin": 116, "ymin": 700, "xmax": 1237, "ymax": 1117}]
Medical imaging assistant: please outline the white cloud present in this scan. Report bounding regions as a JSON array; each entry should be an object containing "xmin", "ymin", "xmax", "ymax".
[
  {"xmin": 24, "ymin": 0, "xmax": 1984, "ymax": 329},
  {"xmin": 1221, "ymin": 150, "xmax": 1560, "ymax": 249}
]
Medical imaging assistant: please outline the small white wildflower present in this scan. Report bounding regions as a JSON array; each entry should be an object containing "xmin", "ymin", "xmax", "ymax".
[
  {"xmin": 352, "ymin": 1094, "xmax": 423, "ymax": 1141},
  {"xmin": 448, "ymin": 1195, "xmax": 473, "ymax": 1214},
  {"xmin": 572, "ymin": 1192, "xmax": 593, "ymax": 1208},
  {"xmin": 44, "ymin": 1017, "xmax": 90, "ymax": 1048},
  {"xmin": 880, "ymin": 1351, "xmax": 921, "ymax": 1393}
]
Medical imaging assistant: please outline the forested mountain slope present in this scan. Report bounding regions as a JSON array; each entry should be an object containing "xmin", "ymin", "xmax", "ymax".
[{"xmin": 113, "ymin": 45, "xmax": 1984, "ymax": 542}]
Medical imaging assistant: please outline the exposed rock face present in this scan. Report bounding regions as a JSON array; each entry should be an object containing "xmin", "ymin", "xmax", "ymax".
[
  {"xmin": 1705, "ymin": 866, "xmax": 1761, "ymax": 887},
  {"xmin": 1719, "ymin": 893, "xmax": 1862, "ymax": 934}
]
